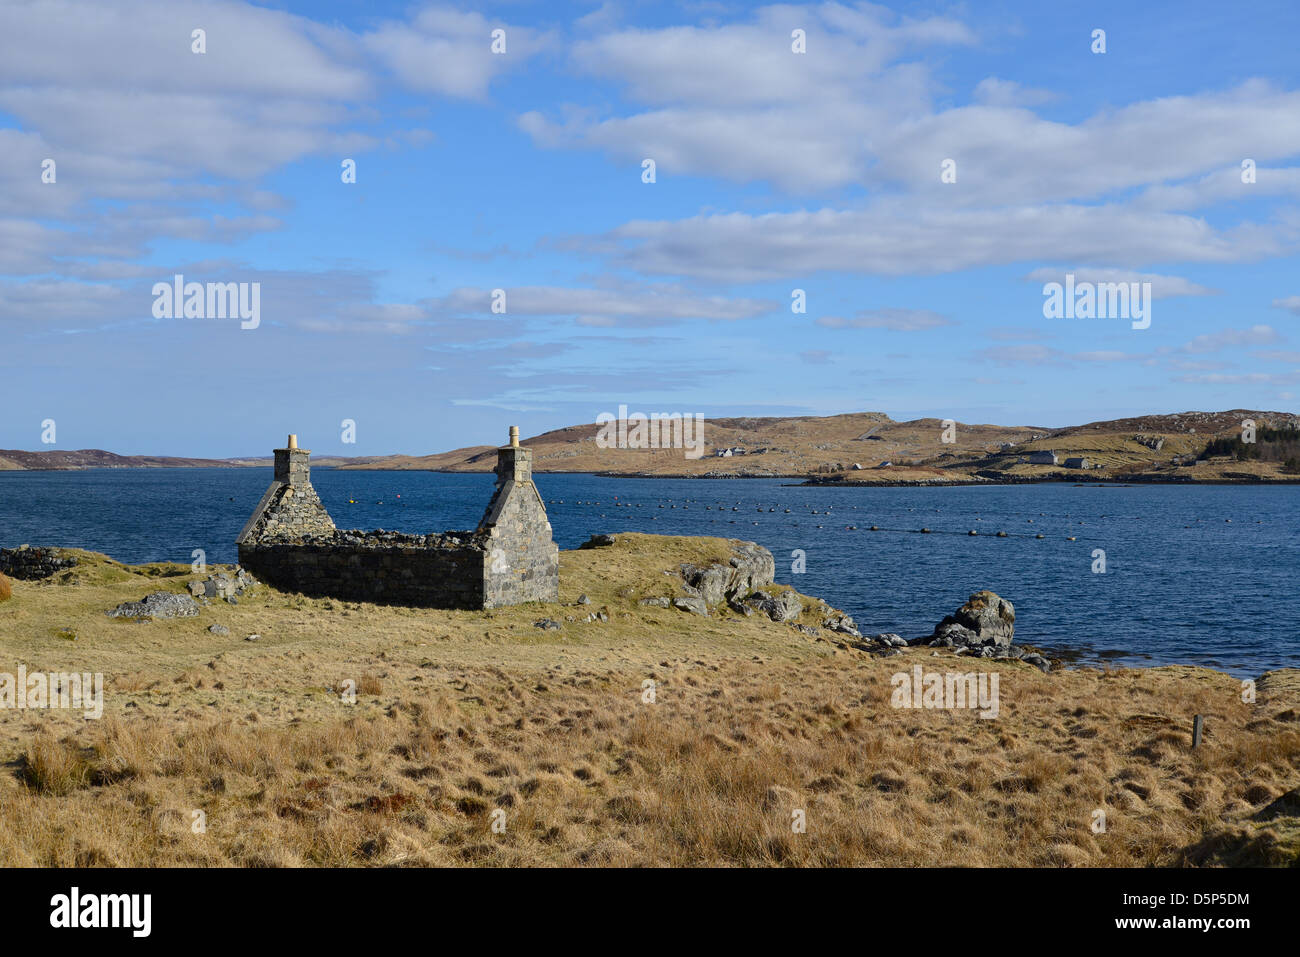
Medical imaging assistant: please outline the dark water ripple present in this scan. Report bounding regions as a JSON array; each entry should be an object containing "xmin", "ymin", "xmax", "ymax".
[{"xmin": 0, "ymin": 469, "xmax": 1296, "ymax": 677}]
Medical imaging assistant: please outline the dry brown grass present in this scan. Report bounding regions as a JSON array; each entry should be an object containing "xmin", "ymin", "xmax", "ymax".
[
  {"xmin": 0, "ymin": 571, "xmax": 11, "ymax": 603},
  {"xmin": 0, "ymin": 534, "xmax": 1296, "ymax": 867}
]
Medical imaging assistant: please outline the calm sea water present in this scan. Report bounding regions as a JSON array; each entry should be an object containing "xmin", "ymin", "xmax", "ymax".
[{"xmin": 0, "ymin": 468, "xmax": 1296, "ymax": 676}]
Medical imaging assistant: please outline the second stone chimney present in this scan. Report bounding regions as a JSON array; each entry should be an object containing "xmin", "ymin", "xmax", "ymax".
[{"xmin": 274, "ymin": 433, "xmax": 312, "ymax": 487}]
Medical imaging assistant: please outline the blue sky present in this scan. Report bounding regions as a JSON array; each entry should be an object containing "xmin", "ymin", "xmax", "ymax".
[{"xmin": 2, "ymin": 0, "xmax": 1299, "ymax": 457}]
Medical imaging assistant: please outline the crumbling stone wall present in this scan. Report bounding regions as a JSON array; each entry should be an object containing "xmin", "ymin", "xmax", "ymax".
[
  {"xmin": 236, "ymin": 431, "xmax": 558, "ymax": 609},
  {"xmin": 0, "ymin": 545, "xmax": 78, "ymax": 580}
]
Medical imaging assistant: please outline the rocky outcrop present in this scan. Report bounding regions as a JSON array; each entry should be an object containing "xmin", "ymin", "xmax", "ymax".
[
  {"xmin": 924, "ymin": 590, "xmax": 1015, "ymax": 648},
  {"xmin": 679, "ymin": 542, "xmax": 775, "ymax": 606},
  {"xmin": 0, "ymin": 545, "xmax": 78, "ymax": 580},
  {"xmin": 901, "ymin": 590, "xmax": 1052, "ymax": 670},
  {"xmin": 821, "ymin": 610, "xmax": 861, "ymax": 638},
  {"xmin": 745, "ymin": 589, "xmax": 803, "ymax": 623},
  {"xmin": 108, "ymin": 592, "xmax": 201, "ymax": 621}
]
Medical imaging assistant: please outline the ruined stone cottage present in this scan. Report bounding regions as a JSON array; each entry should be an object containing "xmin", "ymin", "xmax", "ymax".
[{"xmin": 236, "ymin": 428, "xmax": 559, "ymax": 608}]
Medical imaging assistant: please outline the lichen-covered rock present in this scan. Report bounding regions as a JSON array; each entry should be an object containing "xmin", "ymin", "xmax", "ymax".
[
  {"xmin": 930, "ymin": 590, "xmax": 1015, "ymax": 647},
  {"xmin": 822, "ymin": 611, "xmax": 861, "ymax": 638},
  {"xmin": 108, "ymin": 592, "xmax": 201, "ymax": 620},
  {"xmin": 673, "ymin": 596, "xmax": 709, "ymax": 616},
  {"xmin": 872, "ymin": 633, "xmax": 907, "ymax": 648},
  {"xmin": 679, "ymin": 542, "xmax": 775, "ymax": 606},
  {"xmin": 747, "ymin": 589, "xmax": 803, "ymax": 623}
]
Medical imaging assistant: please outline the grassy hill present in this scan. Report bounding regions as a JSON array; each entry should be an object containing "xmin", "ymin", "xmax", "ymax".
[
  {"xmin": 1, "ymin": 535, "xmax": 1296, "ymax": 866},
  {"xmin": 337, "ymin": 409, "xmax": 1300, "ymax": 483}
]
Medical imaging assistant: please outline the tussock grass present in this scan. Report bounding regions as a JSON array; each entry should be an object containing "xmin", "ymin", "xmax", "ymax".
[{"xmin": 0, "ymin": 534, "xmax": 1295, "ymax": 866}]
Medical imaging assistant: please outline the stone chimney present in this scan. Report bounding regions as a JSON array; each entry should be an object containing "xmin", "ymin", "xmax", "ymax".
[
  {"xmin": 494, "ymin": 424, "xmax": 532, "ymax": 485},
  {"xmin": 274, "ymin": 433, "xmax": 312, "ymax": 487}
]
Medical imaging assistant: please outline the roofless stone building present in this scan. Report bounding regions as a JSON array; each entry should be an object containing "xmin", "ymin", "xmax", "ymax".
[{"xmin": 236, "ymin": 428, "xmax": 559, "ymax": 608}]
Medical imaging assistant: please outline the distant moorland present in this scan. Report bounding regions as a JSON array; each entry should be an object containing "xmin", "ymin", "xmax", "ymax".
[{"xmin": 4, "ymin": 409, "xmax": 1299, "ymax": 484}]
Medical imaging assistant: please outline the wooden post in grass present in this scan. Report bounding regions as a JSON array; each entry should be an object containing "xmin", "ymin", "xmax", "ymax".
[{"xmin": 1192, "ymin": 714, "xmax": 1203, "ymax": 748}]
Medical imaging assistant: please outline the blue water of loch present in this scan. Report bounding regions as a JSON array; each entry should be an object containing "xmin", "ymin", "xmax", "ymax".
[{"xmin": 0, "ymin": 469, "xmax": 1295, "ymax": 677}]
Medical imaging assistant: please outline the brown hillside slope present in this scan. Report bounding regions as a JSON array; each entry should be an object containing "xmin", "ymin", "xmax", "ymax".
[{"xmin": 337, "ymin": 409, "xmax": 1300, "ymax": 482}]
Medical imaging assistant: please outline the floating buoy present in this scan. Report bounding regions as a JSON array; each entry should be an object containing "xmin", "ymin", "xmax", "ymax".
[
  {"xmin": 1067, "ymin": 536, "xmax": 1077, "ymax": 541},
  {"xmin": 1035, "ymin": 533, "xmax": 1045, "ymax": 539},
  {"xmin": 968, "ymin": 530, "xmax": 977, "ymax": 536},
  {"xmin": 921, "ymin": 528, "xmax": 932, "ymax": 533},
  {"xmin": 871, "ymin": 526, "xmax": 879, "ymax": 531},
  {"xmin": 996, "ymin": 531, "xmax": 1007, "ymax": 538}
]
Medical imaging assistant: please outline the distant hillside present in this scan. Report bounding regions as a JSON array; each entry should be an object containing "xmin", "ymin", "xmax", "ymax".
[
  {"xmin": 335, "ymin": 409, "xmax": 1300, "ymax": 483},
  {"xmin": 6, "ymin": 409, "xmax": 1297, "ymax": 482},
  {"xmin": 0, "ymin": 449, "xmax": 380, "ymax": 471},
  {"xmin": 0, "ymin": 449, "xmax": 240, "ymax": 470}
]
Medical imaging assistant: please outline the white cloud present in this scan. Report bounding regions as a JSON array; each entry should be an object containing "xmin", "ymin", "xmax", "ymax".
[
  {"xmin": 432, "ymin": 283, "xmax": 777, "ymax": 326},
  {"xmin": 586, "ymin": 201, "xmax": 1291, "ymax": 282},
  {"xmin": 1181, "ymin": 325, "xmax": 1282, "ymax": 353},
  {"xmin": 816, "ymin": 308, "xmax": 953, "ymax": 331},
  {"xmin": 1021, "ymin": 268, "xmax": 1218, "ymax": 299},
  {"xmin": 363, "ymin": 6, "xmax": 553, "ymax": 100}
]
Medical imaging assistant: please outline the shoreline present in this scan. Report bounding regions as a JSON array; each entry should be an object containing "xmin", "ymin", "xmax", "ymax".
[{"xmin": 4, "ymin": 464, "xmax": 1300, "ymax": 486}]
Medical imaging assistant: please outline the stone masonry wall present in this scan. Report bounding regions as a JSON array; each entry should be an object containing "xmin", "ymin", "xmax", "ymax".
[
  {"xmin": 239, "ymin": 531, "xmax": 487, "ymax": 608},
  {"xmin": 0, "ymin": 545, "xmax": 79, "ymax": 580}
]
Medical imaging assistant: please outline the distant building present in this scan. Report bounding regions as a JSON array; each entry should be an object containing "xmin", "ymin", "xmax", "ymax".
[
  {"xmin": 1027, "ymin": 451, "xmax": 1058, "ymax": 466},
  {"xmin": 1064, "ymin": 457, "xmax": 1090, "ymax": 469}
]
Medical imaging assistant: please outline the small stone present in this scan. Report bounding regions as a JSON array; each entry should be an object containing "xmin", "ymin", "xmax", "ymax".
[
  {"xmin": 208, "ymin": 624, "xmax": 230, "ymax": 636},
  {"xmin": 576, "ymin": 594, "xmax": 590, "ymax": 605},
  {"xmin": 244, "ymin": 634, "xmax": 261, "ymax": 642}
]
